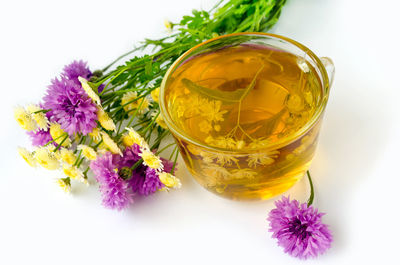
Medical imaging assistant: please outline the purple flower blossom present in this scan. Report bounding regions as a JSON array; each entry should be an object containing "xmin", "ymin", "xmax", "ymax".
[
  {"xmin": 27, "ymin": 129, "xmax": 53, "ymax": 147},
  {"xmin": 161, "ymin": 157, "xmax": 175, "ymax": 173},
  {"xmin": 90, "ymin": 152, "xmax": 134, "ymax": 210},
  {"xmin": 268, "ymin": 196, "xmax": 332, "ymax": 259},
  {"xmin": 62, "ymin": 60, "xmax": 91, "ymax": 85},
  {"xmin": 121, "ymin": 145, "xmax": 165, "ymax": 196},
  {"xmin": 141, "ymin": 168, "xmax": 164, "ymax": 195},
  {"xmin": 43, "ymin": 77, "xmax": 98, "ymax": 135},
  {"xmin": 90, "ymin": 145, "xmax": 176, "ymax": 210}
]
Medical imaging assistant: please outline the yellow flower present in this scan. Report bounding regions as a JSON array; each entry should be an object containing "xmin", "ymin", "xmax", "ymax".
[
  {"xmin": 199, "ymin": 120, "xmax": 212, "ymax": 133},
  {"xmin": 164, "ymin": 19, "xmax": 172, "ymax": 32},
  {"xmin": 140, "ymin": 149, "xmax": 163, "ymax": 171},
  {"xmin": 216, "ymin": 137, "xmax": 236, "ymax": 149},
  {"xmin": 154, "ymin": 113, "xmax": 168, "ymax": 129},
  {"xmin": 201, "ymin": 165, "xmax": 231, "ymax": 180},
  {"xmin": 77, "ymin": 145, "xmax": 97, "ymax": 160},
  {"xmin": 248, "ymin": 138, "xmax": 271, "ymax": 149},
  {"xmin": 214, "ymin": 153, "xmax": 239, "ymax": 166},
  {"xmin": 26, "ymin": 104, "xmax": 49, "ymax": 131},
  {"xmin": 293, "ymin": 144, "xmax": 307, "ymax": 155},
  {"xmin": 207, "ymin": 136, "xmax": 236, "ymax": 149},
  {"xmin": 97, "ymin": 107, "xmax": 116, "ymax": 132},
  {"xmin": 49, "ymin": 123, "xmax": 71, "ymax": 147},
  {"xmin": 60, "ymin": 148, "xmax": 77, "ymax": 165},
  {"xmin": 57, "ymin": 178, "xmax": 71, "ymax": 193},
  {"xmin": 236, "ymin": 140, "xmax": 246, "ymax": 150},
  {"xmin": 34, "ymin": 146, "xmax": 60, "ymax": 170},
  {"xmin": 286, "ymin": 153, "xmax": 295, "ymax": 161},
  {"xmin": 150, "ymin": 87, "xmax": 160, "ymax": 103},
  {"xmin": 200, "ymin": 100, "xmax": 227, "ymax": 122},
  {"xmin": 199, "ymin": 151, "xmax": 238, "ymax": 166},
  {"xmin": 199, "ymin": 151, "xmax": 214, "ymax": 163},
  {"xmin": 211, "ymin": 32, "xmax": 219, "ymax": 38},
  {"xmin": 78, "ymin": 77, "xmax": 101, "ymax": 105},
  {"xmin": 124, "ymin": 127, "xmax": 149, "ymax": 149},
  {"xmin": 100, "ymin": 132, "xmax": 122, "ymax": 155},
  {"xmin": 121, "ymin": 91, "xmax": 149, "ymax": 113},
  {"xmin": 62, "ymin": 164, "xmax": 84, "ymax": 181},
  {"xmin": 158, "ymin": 172, "xmax": 181, "ymax": 189},
  {"xmin": 14, "ymin": 106, "xmax": 37, "ymax": 131},
  {"xmin": 187, "ymin": 144, "xmax": 201, "ymax": 156},
  {"xmin": 186, "ymin": 95, "xmax": 208, "ymax": 116},
  {"xmin": 17, "ymin": 147, "xmax": 37, "ymax": 167},
  {"xmin": 230, "ymin": 168, "xmax": 257, "ymax": 179},
  {"xmin": 285, "ymin": 94, "xmax": 304, "ymax": 113},
  {"xmin": 89, "ymin": 127, "xmax": 102, "ymax": 142},
  {"xmin": 121, "ymin": 133, "xmax": 134, "ymax": 147},
  {"xmin": 247, "ymin": 150, "xmax": 279, "ymax": 168},
  {"xmin": 47, "ymin": 145, "xmax": 61, "ymax": 160}
]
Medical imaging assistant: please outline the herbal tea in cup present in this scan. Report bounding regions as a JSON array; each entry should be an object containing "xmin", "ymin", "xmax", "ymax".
[{"xmin": 160, "ymin": 33, "xmax": 334, "ymax": 200}]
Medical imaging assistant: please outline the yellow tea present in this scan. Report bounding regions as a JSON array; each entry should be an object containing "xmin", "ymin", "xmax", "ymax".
[{"xmin": 163, "ymin": 44, "xmax": 323, "ymax": 200}]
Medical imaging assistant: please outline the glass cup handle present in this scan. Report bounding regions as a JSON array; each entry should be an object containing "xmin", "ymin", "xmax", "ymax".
[{"xmin": 320, "ymin": 57, "xmax": 335, "ymax": 88}]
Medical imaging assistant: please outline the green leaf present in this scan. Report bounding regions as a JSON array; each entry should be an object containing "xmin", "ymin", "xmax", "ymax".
[
  {"xmin": 182, "ymin": 78, "xmax": 244, "ymax": 103},
  {"xmin": 145, "ymin": 59, "xmax": 153, "ymax": 77}
]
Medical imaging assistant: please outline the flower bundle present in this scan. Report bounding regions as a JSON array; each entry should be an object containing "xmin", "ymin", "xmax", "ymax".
[{"xmin": 16, "ymin": 60, "xmax": 181, "ymax": 210}]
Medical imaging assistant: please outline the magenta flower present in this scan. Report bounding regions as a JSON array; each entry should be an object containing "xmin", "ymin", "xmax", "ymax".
[
  {"xmin": 121, "ymin": 145, "xmax": 165, "ymax": 196},
  {"xmin": 62, "ymin": 60, "xmax": 91, "ymax": 85},
  {"xmin": 268, "ymin": 196, "xmax": 332, "ymax": 259},
  {"xmin": 141, "ymin": 168, "xmax": 165, "ymax": 195},
  {"xmin": 43, "ymin": 77, "xmax": 98, "ymax": 135},
  {"xmin": 161, "ymin": 157, "xmax": 175, "ymax": 173},
  {"xmin": 90, "ymin": 153, "xmax": 134, "ymax": 210},
  {"xmin": 90, "ymin": 145, "xmax": 176, "ymax": 210},
  {"xmin": 27, "ymin": 129, "xmax": 53, "ymax": 147}
]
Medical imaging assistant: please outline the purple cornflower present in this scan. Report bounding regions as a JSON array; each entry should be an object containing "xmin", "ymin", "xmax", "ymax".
[
  {"xmin": 122, "ymin": 144, "xmax": 165, "ymax": 196},
  {"xmin": 62, "ymin": 60, "xmax": 91, "ymax": 85},
  {"xmin": 90, "ymin": 145, "xmax": 176, "ymax": 210},
  {"xmin": 27, "ymin": 129, "xmax": 53, "ymax": 147},
  {"xmin": 43, "ymin": 77, "xmax": 98, "ymax": 135},
  {"xmin": 161, "ymin": 157, "xmax": 175, "ymax": 173},
  {"xmin": 90, "ymin": 152, "xmax": 134, "ymax": 210},
  {"xmin": 140, "ymin": 167, "xmax": 164, "ymax": 195},
  {"xmin": 268, "ymin": 196, "xmax": 332, "ymax": 259}
]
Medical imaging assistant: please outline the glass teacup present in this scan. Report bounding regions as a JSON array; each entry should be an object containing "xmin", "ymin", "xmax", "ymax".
[{"xmin": 160, "ymin": 32, "xmax": 334, "ymax": 200}]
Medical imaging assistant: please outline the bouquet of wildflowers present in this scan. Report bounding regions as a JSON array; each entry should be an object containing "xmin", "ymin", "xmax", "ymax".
[{"xmin": 16, "ymin": 61, "xmax": 180, "ymax": 210}]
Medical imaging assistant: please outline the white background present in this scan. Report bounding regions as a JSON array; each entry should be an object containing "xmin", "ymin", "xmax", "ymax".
[{"xmin": 1, "ymin": 0, "xmax": 399, "ymax": 264}]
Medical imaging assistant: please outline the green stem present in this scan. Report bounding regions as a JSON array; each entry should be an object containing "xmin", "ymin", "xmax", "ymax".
[
  {"xmin": 102, "ymin": 45, "xmax": 144, "ymax": 72},
  {"xmin": 130, "ymin": 159, "xmax": 143, "ymax": 171},
  {"xmin": 74, "ymin": 150, "xmax": 83, "ymax": 167},
  {"xmin": 100, "ymin": 66, "xmax": 129, "ymax": 95},
  {"xmin": 44, "ymin": 133, "xmax": 67, "ymax": 148},
  {"xmin": 141, "ymin": 112, "xmax": 159, "ymax": 135},
  {"xmin": 156, "ymin": 142, "xmax": 176, "ymax": 156},
  {"xmin": 171, "ymin": 149, "xmax": 179, "ymax": 175},
  {"xmin": 93, "ymin": 139, "xmax": 103, "ymax": 150},
  {"xmin": 307, "ymin": 170, "xmax": 314, "ymax": 207},
  {"xmin": 53, "ymin": 134, "xmax": 68, "ymax": 152},
  {"xmin": 32, "ymin": 109, "xmax": 51, "ymax": 114},
  {"xmin": 169, "ymin": 145, "xmax": 178, "ymax": 160},
  {"xmin": 124, "ymin": 97, "xmax": 147, "ymax": 129}
]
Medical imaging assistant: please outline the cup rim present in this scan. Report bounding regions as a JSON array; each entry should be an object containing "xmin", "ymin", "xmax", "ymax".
[{"xmin": 160, "ymin": 32, "xmax": 331, "ymax": 154}]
